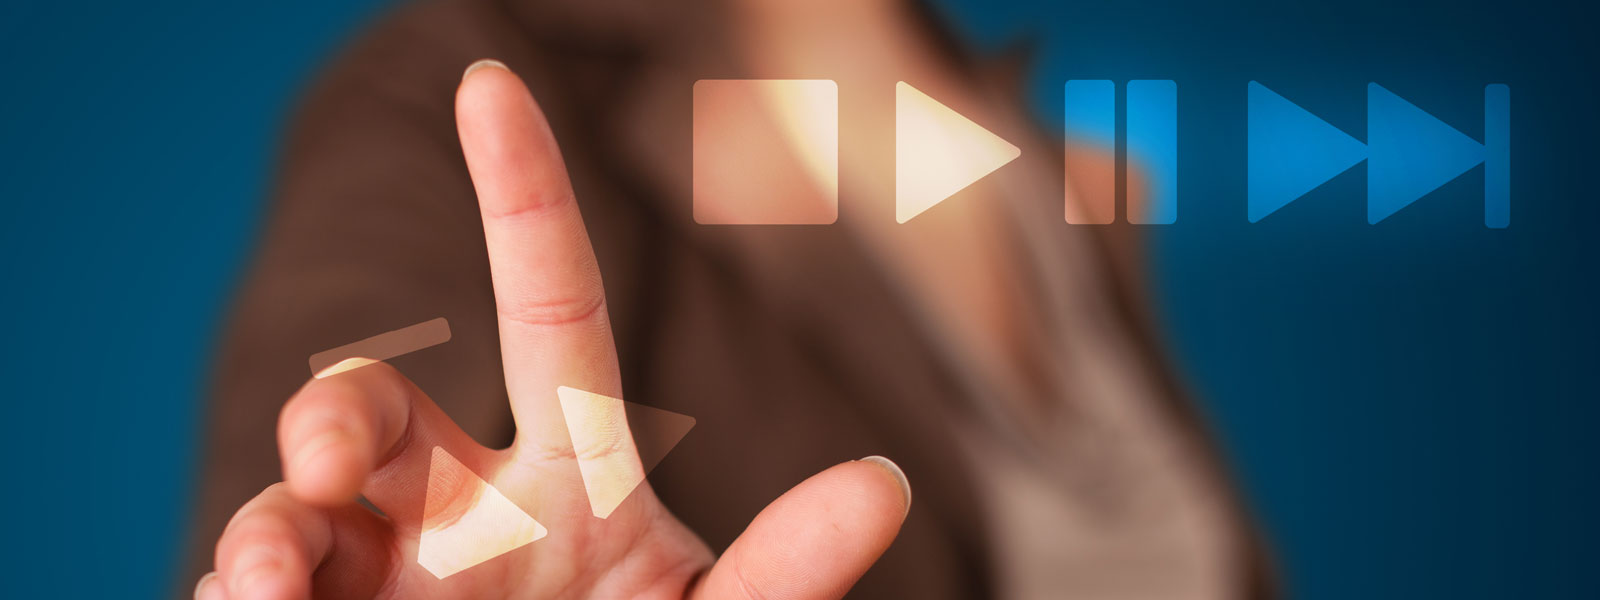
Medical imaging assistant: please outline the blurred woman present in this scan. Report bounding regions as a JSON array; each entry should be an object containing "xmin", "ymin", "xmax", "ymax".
[{"xmin": 189, "ymin": 0, "xmax": 1274, "ymax": 597}]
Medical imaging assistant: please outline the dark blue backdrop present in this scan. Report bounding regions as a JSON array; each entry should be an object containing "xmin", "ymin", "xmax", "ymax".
[{"xmin": 1, "ymin": 1, "xmax": 1593, "ymax": 598}]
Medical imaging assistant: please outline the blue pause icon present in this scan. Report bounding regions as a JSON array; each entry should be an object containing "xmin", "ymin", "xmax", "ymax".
[
  {"xmin": 1247, "ymin": 82, "xmax": 1510, "ymax": 227},
  {"xmin": 1063, "ymin": 80, "xmax": 1177, "ymax": 224}
]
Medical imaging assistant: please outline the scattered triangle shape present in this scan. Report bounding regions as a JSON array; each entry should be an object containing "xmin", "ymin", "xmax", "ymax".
[
  {"xmin": 895, "ymin": 82, "xmax": 1021, "ymax": 223},
  {"xmin": 558, "ymin": 386, "xmax": 695, "ymax": 519},
  {"xmin": 1366, "ymin": 83, "xmax": 1486, "ymax": 224},
  {"xmin": 1246, "ymin": 81, "xmax": 1368, "ymax": 222},
  {"xmin": 417, "ymin": 447, "xmax": 547, "ymax": 579},
  {"xmin": 624, "ymin": 400, "xmax": 697, "ymax": 478}
]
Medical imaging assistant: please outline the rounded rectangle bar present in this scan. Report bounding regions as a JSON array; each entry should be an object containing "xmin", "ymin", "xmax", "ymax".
[{"xmin": 308, "ymin": 317, "xmax": 452, "ymax": 377}]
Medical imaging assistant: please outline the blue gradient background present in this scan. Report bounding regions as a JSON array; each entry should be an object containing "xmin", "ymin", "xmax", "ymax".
[{"xmin": 1, "ymin": 0, "xmax": 1594, "ymax": 597}]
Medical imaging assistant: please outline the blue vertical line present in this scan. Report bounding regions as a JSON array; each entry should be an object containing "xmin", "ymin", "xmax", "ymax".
[
  {"xmin": 1063, "ymin": 80, "xmax": 1116, "ymax": 224},
  {"xmin": 1484, "ymin": 84, "xmax": 1510, "ymax": 229},
  {"xmin": 1126, "ymin": 80, "xmax": 1178, "ymax": 224}
]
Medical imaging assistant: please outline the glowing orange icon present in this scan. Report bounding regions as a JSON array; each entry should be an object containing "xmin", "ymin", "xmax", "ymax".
[
  {"xmin": 894, "ymin": 82, "xmax": 1020, "ymax": 223},
  {"xmin": 693, "ymin": 79, "xmax": 839, "ymax": 224}
]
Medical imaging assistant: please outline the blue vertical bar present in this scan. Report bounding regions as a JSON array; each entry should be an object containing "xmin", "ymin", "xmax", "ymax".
[
  {"xmin": 1063, "ymin": 80, "xmax": 1116, "ymax": 224},
  {"xmin": 1484, "ymin": 84, "xmax": 1510, "ymax": 229},
  {"xmin": 1126, "ymin": 80, "xmax": 1178, "ymax": 224}
]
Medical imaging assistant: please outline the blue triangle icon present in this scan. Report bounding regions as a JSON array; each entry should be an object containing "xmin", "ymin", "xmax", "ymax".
[
  {"xmin": 1247, "ymin": 81, "xmax": 1368, "ymax": 223},
  {"xmin": 1366, "ymin": 83, "xmax": 1487, "ymax": 224}
]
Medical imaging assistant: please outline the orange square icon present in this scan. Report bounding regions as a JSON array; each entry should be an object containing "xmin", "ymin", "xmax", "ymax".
[{"xmin": 693, "ymin": 80, "xmax": 839, "ymax": 224}]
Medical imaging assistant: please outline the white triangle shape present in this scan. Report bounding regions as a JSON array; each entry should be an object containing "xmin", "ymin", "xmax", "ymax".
[
  {"xmin": 558, "ymin": 386, "xmax": 695, "ymax": 519},
  {"xmin": 417, "ymin": 447, "xmax": 547, "ymax": 579},
  {"xmin": 895, "ymin": 82, "xmax": 1021, "ymax": 223}
]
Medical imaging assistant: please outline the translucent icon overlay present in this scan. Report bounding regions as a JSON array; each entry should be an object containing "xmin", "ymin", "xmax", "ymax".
[
  {"xmin": 308, "ymin": 317, "xmax": 451, "ymax": 377},
  {"xmin": 1063, "ymin": 80, "xmax": 1116, "ymax": 224},
  {"xmin": 557, "ymin": 386, "xmax": 696, "ymax": 519},
  {"xmin": 1247, "ymin": 81, "xmax": 1509, "ymax": 226},
  {"xmin": 693, "ymin": 79, "xmax": 839, "ymax": 225},
  {"xmin": 417, "ymin": 447, "xmax": 547, "ymax": 579},
  {"xmin": 894, "ymin": 82, "xmax": 1020, "ymax": 223}
]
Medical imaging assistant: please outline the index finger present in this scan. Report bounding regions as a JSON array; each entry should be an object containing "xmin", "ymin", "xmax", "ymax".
[{"xmin": 454, "ymin": 60, "xmax": 623, "ymax": 456}]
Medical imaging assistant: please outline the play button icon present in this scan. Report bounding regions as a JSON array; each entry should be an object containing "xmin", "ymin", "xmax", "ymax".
[{"xmin": 894, "ymin": 82, "xmax": 1021, "ymax": 223}]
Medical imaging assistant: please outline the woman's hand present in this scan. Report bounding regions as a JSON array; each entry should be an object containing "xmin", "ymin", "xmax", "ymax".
[{"xmin": 195, "ymin": 60, "xmax": 911, "ymax": 600}]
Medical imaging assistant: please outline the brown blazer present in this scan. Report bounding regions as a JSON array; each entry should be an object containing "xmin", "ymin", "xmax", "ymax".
[{"xmin": 184, "ymin": 0, "xmax": 1276, "ymax": 597}]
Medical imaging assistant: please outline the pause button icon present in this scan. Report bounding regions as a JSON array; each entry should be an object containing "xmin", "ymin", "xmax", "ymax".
[{"xmin": 1063, "ymin": 80, "xmax": 1179, "ymax": 225}]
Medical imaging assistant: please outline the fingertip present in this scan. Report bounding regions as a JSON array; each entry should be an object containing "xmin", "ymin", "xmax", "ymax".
[
  {"xmin": 455, "ymin": 57, "xmax": 533, "ymax": 127},
  {"xmin": 279, "ymin": 400, "xmax": 373, "ymax": 506},
  {"xmin": 280, "ymin": 367, "xmax": 412, "ymax": 506},
  {"xmin": 454, "ymin": 56, "xmax": 564, "ymax": 189},
  {"xmin": 284, "ymin": 429, "xmax": 370, "ymax": 506},
  {"xmin": 195, "ymin": 572, "xmax": 226, "ymax": 600},
  {"xmin": 462, "ymin": 58, "xmax": 509, "ymax": 83},
  {"xmin": 697, "ymin": 458, "xmax": 913, "ymax": 599},
  {"xmin": 790, "ymin": 459, "xmax": 911, "ymax": 540},
  {"xmin": 857, "ymin": 455, "xmax": 912, "ymax": 516}
]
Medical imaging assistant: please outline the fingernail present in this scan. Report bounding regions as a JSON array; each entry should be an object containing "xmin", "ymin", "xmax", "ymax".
[
  {"xmin": 463, "ymin": 58, "xmax": 509, "ymax": 81},
  {"xmin": 859, "ymin": 455, "xmax": 912, "ymax": 514},
  {"xmin": 194, "ymin": 572, "xmax": 223, "ymax": 600},
  {"xmin": 313, "ymin": 356, "xmax": 378, "ymax": 379}
]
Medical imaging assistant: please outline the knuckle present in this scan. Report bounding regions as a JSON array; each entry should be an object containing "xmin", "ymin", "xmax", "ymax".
[
  {"xmin": 522, "ymin": 439, "xmax": 578, "ymax": 463},
  {"xmin": 497, "ymin": 293, "xmax": 605, "ymax": 328},
  {"xmin": 514, "ymin": 424, "xmax": 631, "ymax": 464},
  {"xmin": 225, "ymin": 506, "xmax": 297, "ymax": 546},
  {"xmin": 484, "ymin": 188, "xmax": 575, "ymax": 221},
  {"xmin": 233, "ymin": 513, "xmax": 296, "ymax": 544},
  {"xmin": 280, "ymin": 397, "xmax": 364, "ymax": 448},
  {"xmin": 282, "ymin": 378, "xmax": 351, "ymax": 425},
  {"xmin": 572, "ymin": 428, "xmax": 631, "ymax": 462}
]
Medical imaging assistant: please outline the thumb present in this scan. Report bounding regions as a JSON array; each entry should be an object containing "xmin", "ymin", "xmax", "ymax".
[{"xmin": 693, "ymin": 457, "xmax": 912, "ymax": 600}]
